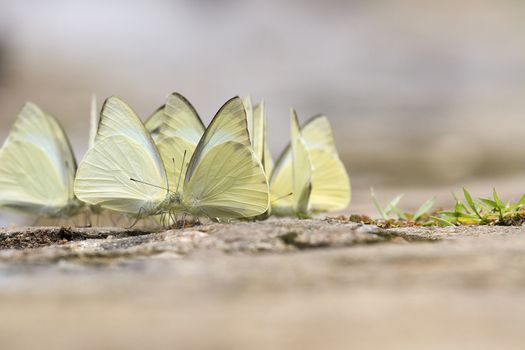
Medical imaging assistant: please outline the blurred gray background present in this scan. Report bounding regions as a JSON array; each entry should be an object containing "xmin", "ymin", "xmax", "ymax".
[{"xmin": 1, "ymin": 0, "xmax": 525, "ymax": 222}]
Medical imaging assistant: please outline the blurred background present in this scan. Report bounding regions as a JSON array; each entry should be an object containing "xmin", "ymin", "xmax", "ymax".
[{"xmin": 1, "ymin": 0, "xmax": 525, "ymax": 222}]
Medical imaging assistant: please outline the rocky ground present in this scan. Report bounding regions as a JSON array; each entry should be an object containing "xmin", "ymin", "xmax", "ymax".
[{"xmin": 1, "ymin": 218, "xmax": 525, "ymax": 350}]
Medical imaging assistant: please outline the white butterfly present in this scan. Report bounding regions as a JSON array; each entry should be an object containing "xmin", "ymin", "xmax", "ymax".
[
  {"xmin": 74, "ymin": 95, "xmax": 269, "ymax": 221},
  {"xmin": 0, "ymin": 102, "xmax": 83, "ymax": 218},
  {"xmin": 270, "ymin": 110, "xmax": 351, "ymax": 216}
]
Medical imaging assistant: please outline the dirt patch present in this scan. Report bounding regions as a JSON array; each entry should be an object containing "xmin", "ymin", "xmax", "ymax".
[{"xmin": 0, "ymin": 226, "xmax": 154, "ymax": 250}]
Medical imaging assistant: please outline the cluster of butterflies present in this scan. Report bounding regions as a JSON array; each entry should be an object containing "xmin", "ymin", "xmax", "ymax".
[{"xmin": 0, "ymin": 93, "xmax": 350, "ymax": 226}]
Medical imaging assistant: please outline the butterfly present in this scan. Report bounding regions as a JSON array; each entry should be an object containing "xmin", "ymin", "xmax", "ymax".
[
  {"xmin": 0, "ymin": 102, "xmax": 83, "ymax": 218},
  {"xmin": 74, "ymin": 94, "xmax": 269, "ymax": 221},
  {"xmin": 269, "ymin": 110, "xmax": 351, "ymax": 217}
]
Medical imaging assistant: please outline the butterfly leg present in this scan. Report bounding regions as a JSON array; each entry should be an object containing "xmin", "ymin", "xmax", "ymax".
[
  {"xmin": 160, "ymin": 212, "xmax": 166, "ymax": 228},
  {"xmin": 169, "ymin": 210, "xmax": 177, "ymax": 229},
  {"xmin": 127, "ymin": 207, "xmax": 144, "ymax": 229},
  {"xmin": 181, "ymin": 213, "xmax": 187, "ymax": 228}
]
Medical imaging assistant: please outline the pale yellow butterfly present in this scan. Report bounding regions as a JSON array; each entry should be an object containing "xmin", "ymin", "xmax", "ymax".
[
  {"xmin": 0, "ymin": 102, "xmax": 83, "ymax": 218},
  {"xmin": 270, "ymin": 111, "xmax": 350, "ymax": 216}
]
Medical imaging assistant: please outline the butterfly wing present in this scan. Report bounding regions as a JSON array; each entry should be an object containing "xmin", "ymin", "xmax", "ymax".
[
  {"xmin": 309, "ymin": 149, "xmax": 350, "ymax": 211},
  {"xmin": 251, "ymin": 102, "xmax": 265, "ymax": 164},
  {"xmin": 144, "ymin": 105, "xmax": 166, "ymax": 142},
  {"xmin": 182, "ymin": 97, "xmax": 269, "ymax": 219},
  {"xmin": 269, "ymin": 149, "xmax": 294, "ymax": 213},
  {"xmin": 0, "ymin": 141, "xmax": 72, "ymax": 216},
  {"xmin": 290, "ymin": 110, "xmax": 312, "ymax": 214},
  {"xmin": 154, "ymin": 93, "xmax": 205, "ymax": 191},
  {"xmin": 301, "ymin": 115, "xmax": 337, "ymax": 151},
  {"xmin": 88, "ymin": 94, "xmax": 98, "ymax": 149},
  {"xmin": 0, "ymin": 103, "xmax": 79, "ymax": 216},
  {"xmin": 185, "ymin": 96, "xmax": 252, "ymax": 183},
  {"xmin": 260, "ymin": 102, "xmax": 274, "ymax": 175},
  {"xmin": 243, "ymin": 96, "xmax": 254, "ymax": 147},
  {"xmin": 243, "ymin": 97, "xmax": 266, "ymax": 168},
  {"xmin": 183, "ymin": 141, "xmax": 269, "ymax": 219},
  {"xmin": 301, "ymin": 115, "xmax": 350, "ymax": 211},
  {"xmin": 75, "ymin": 136, "xmax": 168, "ymax": 214},
  {"xmin": 159, "ymin": 93, "xmax": 205, "ymax": 144},
  {"xmin": 74, "ymin": 97, "xmax": 168, "ymax": 215}
]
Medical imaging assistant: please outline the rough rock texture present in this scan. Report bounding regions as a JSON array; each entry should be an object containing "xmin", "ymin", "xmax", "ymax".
[{"xmin": 1, "ymin": 218, "xmax": 525, "ymax": 350}]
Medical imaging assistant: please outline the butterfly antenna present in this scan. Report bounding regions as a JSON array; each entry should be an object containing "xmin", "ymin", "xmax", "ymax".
[
  {"xmin": 130, "ymin": 178, "xmax": 175, "ymax": 194},
  {"xmin": 175, "ymin": 150, "xmax": 187, "ymax": 194},
  {"xmin": 171, "ymin": 157, "xmax": 176, "ymax": 190},
  {"xmin": 271, "ymin": 192, "xmax": 293, "ymax": 204}
]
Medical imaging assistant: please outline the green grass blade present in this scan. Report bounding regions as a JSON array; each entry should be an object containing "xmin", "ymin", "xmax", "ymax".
[
  {"xmin": 431, "ymin": 216, "xmax": 455, "ymax": 227},
  {"xmin": 384, "ymin": 194, "xmax": 404, "ymax": 215},
  {"xmin": 370, "ymin": 187, "xmax": 388, "ymax": 220},
  {"xmin": 479, "ymin": 198, "xmax": 497, "ymax": 209},
  {"xmin": 463, "ymin": 188, "xmax": 482, "ymax": 220},
  {"xmin": 390, "ymin": 206, "xmax": 408, "ymax": 220},
  {"xmin": 517, "ymin": 194, "xmax": 525, "ymax": 206},
  {"xmin": 413, "ymin": 196, "xmax": 436, "ymax": 221},
  {"xmin": 492, "ymin": 188, "xmax": 504, "ymax": 208}
]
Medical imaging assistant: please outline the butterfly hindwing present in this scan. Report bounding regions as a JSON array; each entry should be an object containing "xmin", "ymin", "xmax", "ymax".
[
  {"xmin": 75, "ymin": 136, "xmax": 168, "ymax": 214},
  {"xmin": 183, "ymin": 141, "xmax": 269, "ymax": 219}
]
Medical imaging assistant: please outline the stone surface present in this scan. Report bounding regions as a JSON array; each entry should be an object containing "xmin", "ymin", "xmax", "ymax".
[{"xmin": 1, "ymin": 218, "xmax": 525, "ymax": 350}]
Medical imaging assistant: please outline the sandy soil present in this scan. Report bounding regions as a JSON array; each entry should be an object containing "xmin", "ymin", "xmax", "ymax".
[{"xmin": 1, "ymin": 218, "xmax": 525, "ymax": 350}]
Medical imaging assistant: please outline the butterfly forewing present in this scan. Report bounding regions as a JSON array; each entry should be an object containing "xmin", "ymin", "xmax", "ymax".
[
  {"xmin": 184, "ymin": 96, "xmax": 251, "ymax": 184},
  {"xmin": 290, "ymin": 110, "xmax": 312, "ymax": 214},
  {"xmin": 301, "ymin": 115, "xmax": 337, "ymax": 152},
  {"xmin": 160, "ymin": 93, "xmax": 205, "ymax": 144},
  {"xmin": 251, "ymin": 102, "xmax": 265, "ymax": 163}
]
